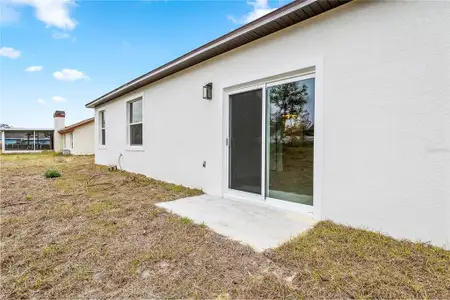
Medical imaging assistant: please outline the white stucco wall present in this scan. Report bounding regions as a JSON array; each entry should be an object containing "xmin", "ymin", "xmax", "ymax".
[
  {"xmin": 94, "ymin": 1, "xmax": 450, "ymax": 248},
  {"xmin": 73, "ymin": 122, "xmax": 94, "ymax": 155},
  {"xmin": 63, "ymin": 122, "xmax": 94, "ymax": 155},
  {"xmin": 53, "ymin": 116, "xmax": 65, "ymax": 152}
]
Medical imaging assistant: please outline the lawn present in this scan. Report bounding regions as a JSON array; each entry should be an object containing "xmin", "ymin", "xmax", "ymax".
[
  {"xmin": 1, "ymin": 153, "xmax": 449, "ymax": 299},
  {"xmin": 269, "ymin": 143, "xmax": 314, "ymax": 202}
]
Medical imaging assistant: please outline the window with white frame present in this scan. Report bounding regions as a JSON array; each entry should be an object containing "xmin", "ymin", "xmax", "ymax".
[
  {"xmin": 127, "ymin": 98, "xmax": 143, "ymax": 146},
  {"xmin": 99, "ymin": 110, "xmax": 106, "ymax": 146},
  {"xmin": 70, "ymin": 132, "xmax": 74, "ymax": 149}
]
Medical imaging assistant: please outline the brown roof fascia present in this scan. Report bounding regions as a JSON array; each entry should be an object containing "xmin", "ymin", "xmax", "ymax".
[{"xmin": 58, "ymin": 117, "xmax": 94, "ymax": 134}]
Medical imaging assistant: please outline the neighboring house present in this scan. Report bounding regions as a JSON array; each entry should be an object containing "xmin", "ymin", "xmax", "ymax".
[
  {"xmin": 1, "ymin": 111, "xmax": 94, "ymax": 155},
  {"xmin": 1, "ymin": 128, "xmax": 54, "ymax": 152},
  {"xmin": 0, "ymin": 124, "xmax": 10, "ymax": 149},
  {"xmin": 54, "ymin": 111, "xmax": 95, "ymax": 155},
  {"xmin": 85, "ymin": 1, "xmax": 450, "ymax": 248}
]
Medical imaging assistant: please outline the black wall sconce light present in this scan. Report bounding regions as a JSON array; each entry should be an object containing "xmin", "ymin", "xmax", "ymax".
[{"xmin": 203, "ymin": 82, "xmax": 213, "ymax": 100}]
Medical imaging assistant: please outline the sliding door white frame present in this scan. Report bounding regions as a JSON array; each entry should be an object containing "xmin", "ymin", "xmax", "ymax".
[
  {"xmin": 224, "ymin": 84, "xmax": 265, "ymax": 202},
  {"xmin": 222, "ymin": 62, "xmax": 323, "ymax": 219}
]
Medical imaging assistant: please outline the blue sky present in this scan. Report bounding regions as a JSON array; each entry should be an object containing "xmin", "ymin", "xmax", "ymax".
[{"xmin": 0, "ymin": 0, "xmax": 286, "ymax": 128}]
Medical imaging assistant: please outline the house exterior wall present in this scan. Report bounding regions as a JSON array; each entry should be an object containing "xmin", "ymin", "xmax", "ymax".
[
  {"xmin": 94, "ymin": 1, "xmax": 450, "ymax": 248},
  {"xmin": 72, "ymin": 122, "xmax": 94, "ymax": 155},
  {"xmin": 62, "ymin": 122, "xmax": 94, "ymax": 155},
  {"xmin": 54, "ymin": 117, "xmax": 65, "ymax": 152}
]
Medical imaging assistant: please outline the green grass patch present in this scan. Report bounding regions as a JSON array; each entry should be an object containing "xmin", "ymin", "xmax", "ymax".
[
  {"xmin": 44, "ymin": 169, "xmax": 61, "ymax": 178},
  {"xmin": 179, "ymin": 216, "xmax": 193, "ymax": 225}
]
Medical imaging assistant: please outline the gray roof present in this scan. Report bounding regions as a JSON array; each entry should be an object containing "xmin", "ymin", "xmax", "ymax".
[{"xmin": 86, "ymin": 0, "xmax": 351, "ymax": 108}]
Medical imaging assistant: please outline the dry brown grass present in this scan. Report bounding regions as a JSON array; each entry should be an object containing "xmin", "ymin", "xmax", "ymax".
[
  {"xmin": 264, "ymin": 222, "xmax": 450, "ymax": 299},
  {"xmin": 1, "ymin": 153, "xmax": 449, "ymax": 299}
]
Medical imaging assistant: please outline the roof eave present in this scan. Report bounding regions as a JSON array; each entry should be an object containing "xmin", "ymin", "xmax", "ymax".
[
  {"xmin": 0, "ymin": 128, "xmax": 54, "ymax": 131},
  {"xmin": 58, "ymin": 118, "xmax": 94, "ymax": 134},
  {"xmin": 86, "ymin": 0, "xmax": 350, "ymax": 108}
]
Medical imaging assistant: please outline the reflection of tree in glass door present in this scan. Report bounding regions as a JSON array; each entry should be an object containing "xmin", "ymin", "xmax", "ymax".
[{"xmin": 266, "ymin": 77, "xmax": 315, "ymax": 205}]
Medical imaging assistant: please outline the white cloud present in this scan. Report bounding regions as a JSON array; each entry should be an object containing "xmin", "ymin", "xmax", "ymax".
[
  {"xmin": 227, "ymin": 0, "xmax": 276, "ymax": 25},
  {"xmin": 0, "ymin": 46, "xmax": 21, "ymax": 59},
  {"xmin": 25, "ymin": 65, "xmax": 43, "ymax": 72},
  {"xmin": 52, "ymin": 96, "xmax": 66, "ymax": 102},
  {"xmin": 0, "ymin": 1, "xmax": 21, "ymax": 23},
  {"xmin": 37, "ymin": 98, "xmax": 46, "ymax": 105},
  {"xmin": 12, "ymin": 0, "xmax": 77, "ymax": 30},
  {"xmin": 52, "ymin": 31, "xmax": 70, "ymax": 39},
  {"xmin": 53, "ymin": 68, "xmax": 89, "ymax": 81}
]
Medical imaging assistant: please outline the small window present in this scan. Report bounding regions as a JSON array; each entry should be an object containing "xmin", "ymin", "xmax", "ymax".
[
  {"xmin": 70, "ymin": 132, "xmax": 74, "ymax": 149},
  {"xmin": 128, "ymin": 98, "xmax": 143, "ymax": 146},
  {"xmin": 99, "ymin": 110, "xmax": 106, "ymax": 146}
]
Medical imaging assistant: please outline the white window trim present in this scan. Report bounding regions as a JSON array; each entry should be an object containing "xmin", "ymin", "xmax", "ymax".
[
  {"xmin": 221, "ymin": 57, "xmax": 324, "ymax": 220},
  {"xmin": 70, "ymin": 132, "xmax": 74, "ymax": 150},
  {"xmin": 125, "ymin": 94, "xmax": 144, "ymax": 151},
  {"xmin": 63, "ymin": 132, "xmax": 74, "ymax": 150},
  {"xmin": 98, "ymin": 109, "xmax": 106, "ymax": 149}
]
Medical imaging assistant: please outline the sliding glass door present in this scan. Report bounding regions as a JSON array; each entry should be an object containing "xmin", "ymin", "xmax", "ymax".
[
  {"xmin": 227, "ymin": 74, "xmax": 315, "ymax": 207},
  {"xmin": 229, "ymin": 89, "xmax": 262, "ymax": 194},
  {"xmin": 266, "ymin": 77, "xmax": 315, "ymax": 205}
]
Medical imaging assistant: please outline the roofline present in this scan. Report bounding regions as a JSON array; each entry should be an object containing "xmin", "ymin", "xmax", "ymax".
[
  {"xmin": 0, "ymin": 128, "xmax": 54, "ymax": 131},
  {"xmin": 86, "ymin": 0, "xmax": 348, "ymax": 108},
  {"xmin": 58, "ymin": 117, "xmax": 94, "ymax": 134}
]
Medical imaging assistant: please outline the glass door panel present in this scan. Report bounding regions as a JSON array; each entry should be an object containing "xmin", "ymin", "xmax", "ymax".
[
  {"xmin": 229, "ymin": 89, "xmax": 263, "ymax": 194},
  {"xmin": 266, "ymin": 78, "xmax": 315, "ymax": 205}
]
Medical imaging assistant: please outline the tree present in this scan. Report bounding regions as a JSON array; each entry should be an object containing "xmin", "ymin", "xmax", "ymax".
[
  {"xmin": 268, "ymin": 82, "xmax": 308, "ymax": 118},
  {"xmin": 268, "ymin": 82, "xmax": 309, "ymax": 171},
  {"xmin": 268, "ymin": 82, "xmax": 309, "ymax": 144},
  {"xmin": 0, "ymin": 124, "xmax": 11, "ymax": 129}
]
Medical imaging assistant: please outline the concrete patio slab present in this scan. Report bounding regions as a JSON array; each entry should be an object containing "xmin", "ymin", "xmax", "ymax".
[{"xmin": 156, "ymin": 194, "xmax": 317, "ymax": 251}]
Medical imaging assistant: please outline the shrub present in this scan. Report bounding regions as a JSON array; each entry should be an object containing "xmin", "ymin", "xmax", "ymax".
[
  {"xmin": 179, "ymin": 217, "xmax": 193, "ymax": 225},
  {"xmin": 44, "ymin": 170, "xmax": 61, "ymax": 178}
]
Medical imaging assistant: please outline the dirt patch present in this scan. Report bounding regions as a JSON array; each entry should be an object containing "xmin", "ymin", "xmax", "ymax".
[{"xmin": 1, "ymin": 153, "xmax": 449, "ymax": 299}]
